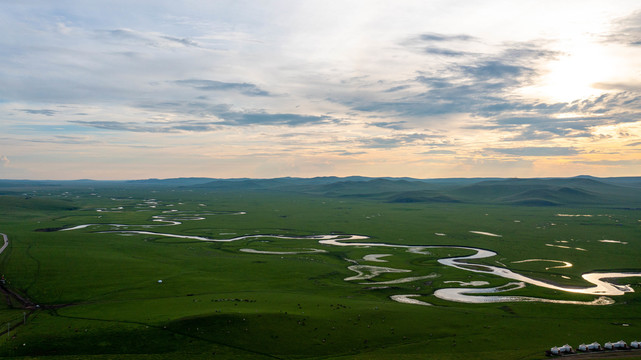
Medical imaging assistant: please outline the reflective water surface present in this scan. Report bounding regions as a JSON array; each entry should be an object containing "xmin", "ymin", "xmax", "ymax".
[{"xmin": 61, "ymin": 219, "xmax": 641, "ymax": 305}]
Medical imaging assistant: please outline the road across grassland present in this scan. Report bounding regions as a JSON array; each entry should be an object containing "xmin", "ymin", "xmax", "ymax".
[
  {"xmin": 0, "ymin": 232, "xmax": 72, "ymax": 312},
  {"xmin": 0, "ymin": 232, "xmax": 36, "ymax": 309}
]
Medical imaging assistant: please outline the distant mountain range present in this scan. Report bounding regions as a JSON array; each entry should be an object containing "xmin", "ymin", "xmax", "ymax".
[{"xmin": 2, "ymin": 175, "xmax": 641, "ymax": 207}]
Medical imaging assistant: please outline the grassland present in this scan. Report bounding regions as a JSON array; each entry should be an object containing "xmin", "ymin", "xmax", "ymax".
[{"xmin": 0, "ymin": 178, "xmax": 640, "ymax": 359}]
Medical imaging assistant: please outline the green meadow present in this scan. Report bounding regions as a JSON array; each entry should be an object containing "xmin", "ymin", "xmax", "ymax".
[{"xmin": 0, "ymin": 179, "xmax": 640, "ymax": 359}]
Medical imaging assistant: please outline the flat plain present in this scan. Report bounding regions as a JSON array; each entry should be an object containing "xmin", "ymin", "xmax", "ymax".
[{"xmin": 0, "ymin": 177, "xmax": 640, "ymax": 359}]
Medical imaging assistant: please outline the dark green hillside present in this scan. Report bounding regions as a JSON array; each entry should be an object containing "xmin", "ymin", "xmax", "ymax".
[
  {"xmin": 126, "ymin": 177, "xmax": 219, "ymax": 187},
  {"xmin": 192, "ymin": 177, "xmax": 375, "ymax": 191},
  {"xmin": 177, "ymin": 176, "xmax": 641, "ymax": 207},
  {"xmin": 310, "ymin": 178, "xmax": 429, "ymax": 197},
  {"xmin": 498, "ymin": 187, "xmax": 596, "ymax": 206},
  {"xmin": 576, "ymin": 175, "xmax": 641, "ymax": 187},
  {"xmin": 0, "ymin": 195, "xmax": 78, "ymax": 211},
  {"xmin": 387, "ymin": 190, "xmax": 460, "ymax": 203},
  {"xmin": 451, "ymin": 177, "xmax": 641, "ymax": 206},
  {"xmin": 194, "ymin": 178, "xmax": 272, "ymax": 190}
]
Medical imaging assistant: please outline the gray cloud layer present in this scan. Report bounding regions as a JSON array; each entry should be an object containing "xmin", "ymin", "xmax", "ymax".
[
  {"xmin": 19, "ymin": 109, "xmax": 57, "ymax": 116},
  {"xmin": 174, "ymin": 79, "xmax": 271, "ymax": 96},
  {"xmin": 341, "ymin": 41, "xmax": 559, "ymax": 120},
  {"xmin": 71, "ymin": 108, "xmax": 335, "ymax": 132},
  {"xmin": 418, "ymin": 33, "xmax": 477, "ymax": 42}
]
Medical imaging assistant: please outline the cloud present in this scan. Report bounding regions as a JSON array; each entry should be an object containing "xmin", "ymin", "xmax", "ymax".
[
  {"xmin": 97, "ymin": 28, "xmax": 199, "ymax": 48},
  {"xmin": 160, "ymin": 36, "xmax": 198, "ymax": 47},
  {"xmin": 422, "ymin": 149, "xmax": 456, "ymax": 155},
  {"xmin": 174, "ymin": 79, "xmax": 271, "ymax": 96},
  {"xmin": 367, "ymin": 121, "xmax": 407, "ymax": 130},
  {"xmin": 405, "ymin": 32, "xmax": 477, "ymax": 59},
  {"xmin": 460, "ymin": 157, "xmax": 534, "ymax": 169},
  {"xmin": 484, "ymin": 92, "xmax": 641, "ymax": 141},
  {"xmin": 493, "ymin": 115, "xmax": 602, "ymax": 140},
  {"xmin": 135, "ymin": 99, "xmax": 342, "ymax": 127},
  {"xmin": 607, "ymin": 11, "xmax": 641, "ymax": 46},
  {"xmin": 565, "ymin": 92, "xmax": 641, "ymax": 113},
  {"xmin": 218, "ymin": 112, "xmax": 332, "ymax": 126},
  {"xmin": 335, "ymin": 150, "xmax": 367, "ymax": 156},
  {"xmin": 340, "ymin": 42, "xmax": 558, "ymax": 118},
  {"xmin": 0, "ymin": 155, "xmax": 9, "ymax": 167},
  {"xmin": 572, "ymin": 159, "xmax": 641, "ymax": 166},
  {"xmin": 70, "ymin": 120, "xmax": 185, "ymax": 133},
  {"xmin": 423, "ymin": 47, "xmax": 471, "ymax": 57},
  {"xmin": 485, "ymin": 146, "xmax": 580, "ymax": 156},
  {"xmin": 134, "ymin": 99, "xmax": 341, "ymax": 128},
  {"xmin": 19, "ymin": 135, "xmax": 96, "ymax": 145},
  {"xmin": 102, "ymin": 29, "xmax": 145, "ymax": 41},
  {"xmin": 71, "ymin": 108, "xmax": 336, "ymax": 132},
  {"xmin": 19, "ymin": 109, "xmax": 57, "ymax": 116},
  {"xmin": 458, "ymin": 60, "xmax": 533, "ymax": 82},
  {"xmin": 335, "ymin": 34, "xmax": 641, "ymax": 148},
  {"xmin": 594, "ymin": 82, "xmax": 641, "ymax": 92},
  {"xmin": 414, "ymin": 76, "xmax": 451, "ymax": 89},
  {"xmin": 70, "ymin": 119, "xmax": 228, "ymax": 133},
  {"xmin": 383, "ymin": 85, "xmax": 411, "ymax": 93},
  {"xmin": 626, "ymin": 141, "xmax": 641, "ymax": 147},
  {"xmin": 357, "ymin": 133, "xmax": 440, "ymax": 149},
  {"xmin": 418, "ymin": 33, "xmax": 477, "ymax": 42}
]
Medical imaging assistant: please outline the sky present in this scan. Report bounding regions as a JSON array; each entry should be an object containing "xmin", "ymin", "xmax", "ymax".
[{"xmin": 1, "ymin": 0, "xmax": 641, "ymax": 180}]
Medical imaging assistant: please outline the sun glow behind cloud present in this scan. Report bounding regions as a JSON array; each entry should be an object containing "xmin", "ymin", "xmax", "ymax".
[{"xmin": 525, "ymin": 40, "xmax": 616, "ymax": 103}]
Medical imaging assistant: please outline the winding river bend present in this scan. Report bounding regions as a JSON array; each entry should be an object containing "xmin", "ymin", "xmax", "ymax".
[{"xmin": 61, "ymin": 221, "xmax": 641, "ymax": 306}]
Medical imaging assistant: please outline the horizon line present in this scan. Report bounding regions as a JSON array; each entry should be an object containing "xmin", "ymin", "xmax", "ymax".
[{"xmin": 1, "ymin": 174, "xmax": 640, "ymax": 182}]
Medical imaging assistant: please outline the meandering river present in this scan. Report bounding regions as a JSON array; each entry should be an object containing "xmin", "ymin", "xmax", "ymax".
[{"xmin": 59, "ymin": 219, "xmax": 641, "ymax": 306}]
